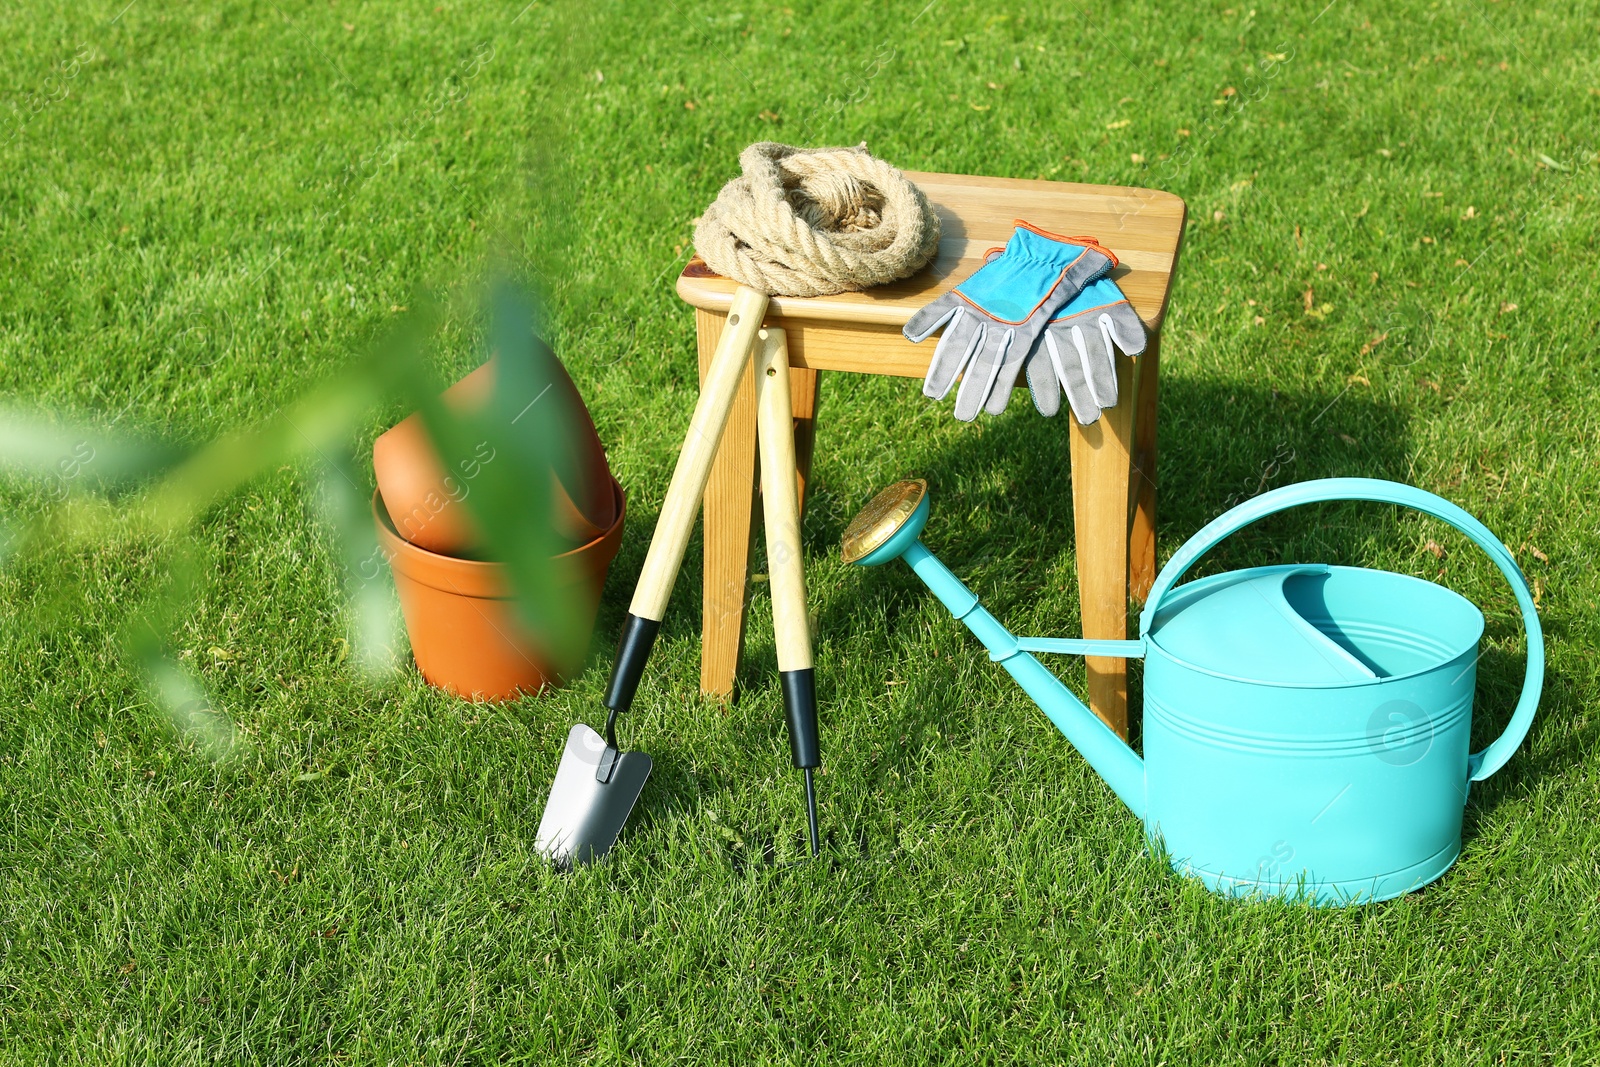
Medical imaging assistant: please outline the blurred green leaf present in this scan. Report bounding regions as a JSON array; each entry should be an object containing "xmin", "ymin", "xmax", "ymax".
[
  {"xmin": 0, "ymin": 406, "xmax": 189, "ymax": 497},
  {"xmin": 407, "ymin": 282, "xmax": 582, "ymax": 667},
  {"xmin": 127, "ymin": 565, "xmax": 240, "ymax": 765},
  {"xmin": 137, "ymin": 353, "xmax": 394, "ymax": 539},
  {"xmin": 315, "ymin": 445, "xmax": 400, "ymax": 678},
  {"xmin": 3, "ymin": 275, "xmax": 581, "ymax": 721}
]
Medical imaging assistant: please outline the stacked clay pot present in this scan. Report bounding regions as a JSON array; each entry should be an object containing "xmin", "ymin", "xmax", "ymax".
[{"xmin": 372, "ymin": 353, "xmax": 624, "ymax": 700}]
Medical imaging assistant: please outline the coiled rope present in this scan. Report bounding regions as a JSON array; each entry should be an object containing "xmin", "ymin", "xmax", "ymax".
[{"xmin": 693, "ymin": 142, "xmax": 942, "ymax": 298}]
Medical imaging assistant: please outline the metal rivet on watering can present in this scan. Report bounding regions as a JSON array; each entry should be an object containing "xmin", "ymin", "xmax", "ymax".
[{"xmin": 845, "ymin": 477, "xmax": 1545, "ymax": 906}]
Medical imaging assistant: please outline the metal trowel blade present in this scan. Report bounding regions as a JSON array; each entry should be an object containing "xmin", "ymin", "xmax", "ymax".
[{"xmin": 535, "ymin": 722, "xmax": 652, "ymax": 866}]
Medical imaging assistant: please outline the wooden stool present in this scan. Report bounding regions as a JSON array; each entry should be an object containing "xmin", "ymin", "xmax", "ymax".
[{"xmin": 676, "ymin": 173, "xmax": 1186, "ymax": 738}]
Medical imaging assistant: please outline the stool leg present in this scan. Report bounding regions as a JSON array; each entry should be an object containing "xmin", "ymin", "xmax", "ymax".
[
  {"xmin": 790, "ymin": 366, "xmax": 821, "ymax": 520},
  {"xmin": 696, "ymin": 308, "xmax": 760, "ymax": 700},
  {"xmin": 1069, "ymin": 350, "xmax": 1141, "ymax": 740},
  {"xmin": 1129, "ymin": 333, "xmax": 1161, "ymax": 604}
]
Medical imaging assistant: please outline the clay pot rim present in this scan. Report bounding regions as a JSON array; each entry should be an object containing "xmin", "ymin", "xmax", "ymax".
[{"xmin": 374, "ymin": 476, "xmax": 625, "ymax": 598}]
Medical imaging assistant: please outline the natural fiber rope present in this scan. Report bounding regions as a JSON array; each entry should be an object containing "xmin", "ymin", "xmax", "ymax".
[{"xmin": 693, "ymin": 142, "xmax": 941, "ymax": 298}]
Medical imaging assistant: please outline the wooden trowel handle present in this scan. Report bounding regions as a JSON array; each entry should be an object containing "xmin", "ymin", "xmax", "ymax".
[
  {"xmin": 603, "ymin": 285, "xmax": 768, "ymax": 717},
  {"xmin": 628, "ymin": 284, "xmax": 769, "ymax": 620}
]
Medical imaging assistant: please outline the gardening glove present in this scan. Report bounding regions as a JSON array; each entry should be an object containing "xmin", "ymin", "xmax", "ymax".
[
  {"xmin": 904, "ymin": 224, "xmax": 1117, "ymax": 422},
  {"xmin": 1024, "ymin": 276, "xmax": 1148, "ymax": 425}
]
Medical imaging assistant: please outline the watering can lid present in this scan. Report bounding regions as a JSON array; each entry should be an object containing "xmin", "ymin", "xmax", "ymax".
[{"xmin": 1146, "ymin": 565, "xmax": 1380, "ymax": 685}]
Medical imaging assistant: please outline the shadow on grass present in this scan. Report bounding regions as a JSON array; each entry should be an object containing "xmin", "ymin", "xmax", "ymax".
[
  {"xmin": 806, "ymin": 375, "xmax": 1413, "ymax": 694},
  {"xmin": 583, "ymin": 373, "xmax": 1560, "ymax": 860},
  {"xmin": 1464, "ymin": 652, "xmax": 1585, "ymax": 826}
]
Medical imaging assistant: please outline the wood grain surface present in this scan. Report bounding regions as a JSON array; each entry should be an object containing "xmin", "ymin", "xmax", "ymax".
[{"xmin": 678, "ymin": 171, "xmax": 1185, "ymax": 335}]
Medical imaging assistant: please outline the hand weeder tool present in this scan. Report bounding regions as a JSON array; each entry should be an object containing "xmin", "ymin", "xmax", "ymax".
[
  {"xmin": 536, "ymin": 286, "xmax": 769, "ymax": 865},
  {"xmin": 753, "ymin": 326, "xmax": 822, "ymax": 855}
]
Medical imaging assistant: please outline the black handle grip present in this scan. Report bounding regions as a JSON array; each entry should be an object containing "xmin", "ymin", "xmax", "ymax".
[
  {"xmin": 603, "ymin": 614, "xmax": 662, "ymax": 714},
  {"xmin": 781, "ymin": 668, "xmax": 820, "ymax": 769}
]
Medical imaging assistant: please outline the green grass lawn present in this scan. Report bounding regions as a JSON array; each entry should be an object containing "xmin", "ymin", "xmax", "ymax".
[{"xmin": 3, "ymin": 0, "xmax": 1599, "ymax": 1062}]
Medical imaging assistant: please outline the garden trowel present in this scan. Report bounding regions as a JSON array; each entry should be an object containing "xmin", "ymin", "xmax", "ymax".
[{"xmin": 535, "ymin": 286, "xmax": 769, "ymax": 865}]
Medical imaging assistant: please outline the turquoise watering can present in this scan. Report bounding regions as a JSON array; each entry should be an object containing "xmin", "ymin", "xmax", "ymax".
[{"xmin": 840, "ymin": 478, "xmax": 1544, "ymax": 905}]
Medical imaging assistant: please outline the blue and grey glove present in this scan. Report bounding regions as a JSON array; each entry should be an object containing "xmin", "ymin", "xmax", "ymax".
[
  {"xmin": 1025, "ymin": 276, "xmax": 1148, "ymax": 425},
  {"xmin": 904, "ymin": 224, "xmax": 1117, "ymax": 422}
]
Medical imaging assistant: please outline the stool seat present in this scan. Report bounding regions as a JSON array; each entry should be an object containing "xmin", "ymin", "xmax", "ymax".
[
  {"xmin": 675, "ymin": 172, "xmax": 1186, "ymax": 736},
  {"xmin": 679, "ymin": 172, "xmax": 1183, "ymax": 376}
]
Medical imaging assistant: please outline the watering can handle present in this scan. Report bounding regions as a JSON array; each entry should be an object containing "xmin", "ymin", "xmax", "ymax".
[{"xmin": 1138, "ymin": 478, "xmax": 1543, "ymax": 783}]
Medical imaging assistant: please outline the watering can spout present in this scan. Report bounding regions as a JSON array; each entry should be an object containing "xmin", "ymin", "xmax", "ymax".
[{"xmin": 842, "ymin": 481, "xmax": 1146, "ymax": 818}]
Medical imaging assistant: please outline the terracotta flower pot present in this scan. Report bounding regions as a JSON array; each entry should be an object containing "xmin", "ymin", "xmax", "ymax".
[
  {"xmin": 374, "ymin": 477, "xmax": 626, "ymax": 701},
  {"xmin": 373, "ymin": 356, "xmax": 617, "ymax": 557}
]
